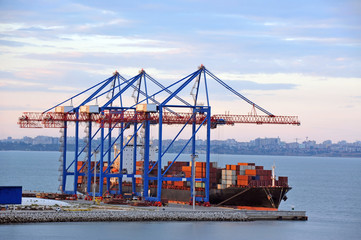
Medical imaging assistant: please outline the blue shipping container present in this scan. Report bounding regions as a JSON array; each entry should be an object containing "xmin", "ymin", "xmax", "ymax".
[{"xmin": 0, "ymin": 186, "xmax": 22, "ymax": 204}]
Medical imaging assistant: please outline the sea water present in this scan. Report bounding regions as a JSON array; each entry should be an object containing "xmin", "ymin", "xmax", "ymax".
[{"xmin": 0, "ymin": 151, "xmax": 360, "ymax": 240}]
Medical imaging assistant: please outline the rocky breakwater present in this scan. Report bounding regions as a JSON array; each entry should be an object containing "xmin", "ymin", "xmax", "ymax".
[{"xmin": 0, "ymin": 210, "xmax": 249, "ymax": 224}]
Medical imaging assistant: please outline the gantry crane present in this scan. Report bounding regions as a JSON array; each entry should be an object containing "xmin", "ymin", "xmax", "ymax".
[{"xmin": 18, "ymin": 66, "xmax": 300, "ymax": 203}]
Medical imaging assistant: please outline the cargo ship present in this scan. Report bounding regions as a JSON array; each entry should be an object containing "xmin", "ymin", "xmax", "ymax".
[
  {"xmin": 76, "ymin": 138, "xmax": 290, "ymax": 210},
  {"xmin": 134, "ymin": 161, "xmax": 289, "ymax": 210}
]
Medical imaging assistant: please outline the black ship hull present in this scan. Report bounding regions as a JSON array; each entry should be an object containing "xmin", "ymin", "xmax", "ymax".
[
  {"xmin": 209, "ymin": 186, "xmax": 291, "ymax": 209},
  {"xmin": 157, "ymin": 186, "xmax": 291, "ymax": 209},
  {"xmin": 81, "ymin": 184, "xmax": 290, "ymax": 209}
]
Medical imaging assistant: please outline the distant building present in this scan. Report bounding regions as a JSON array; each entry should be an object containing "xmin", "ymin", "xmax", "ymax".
[
  {"xmin": 253, "ymin": 137, "xmax": 280, "ymax": 147},
  {"xmin": 33, "ymin": 136, "xmax": 53, "ymax": 145}
]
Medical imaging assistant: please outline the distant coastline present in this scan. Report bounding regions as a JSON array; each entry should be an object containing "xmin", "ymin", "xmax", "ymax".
[{"xmin": 1, "ymin": 137, "xmax": 360, "ymax": 158}]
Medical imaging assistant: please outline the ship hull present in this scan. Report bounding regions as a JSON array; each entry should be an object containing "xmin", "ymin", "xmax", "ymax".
[
  {"xmin": 82, "ymin": 184, "xmax": 290, "ymax": 209},
  {"xmin": 209, "ymin": 186, "xmax": 291, "ymax": 209},
  {"xmin": 122, "ymin": 185, "xmax": 290, "ymax": 209},
  {"xmin": 157, "ymin": 187, "xmax": 290, "ymax": 209}
]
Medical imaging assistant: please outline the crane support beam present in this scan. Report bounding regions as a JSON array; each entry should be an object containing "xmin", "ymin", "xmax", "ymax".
[{"xmin": 18, "ymin": 111, "xmax": 300, "ymax": 128}]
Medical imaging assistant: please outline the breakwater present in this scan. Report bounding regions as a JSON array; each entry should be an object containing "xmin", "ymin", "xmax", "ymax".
[
  {"xmin": 0, "ymin": 210, "xmax": 307, "ymax": 224},
  {"xmin": 1, "ymin": 210, "xmax": 249, "ymax": 223}
]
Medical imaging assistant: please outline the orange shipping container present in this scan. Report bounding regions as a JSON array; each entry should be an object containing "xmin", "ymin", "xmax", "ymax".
[
  {"xmin": 77, "ymin": 176, "xmax": 83, "ymax": 184},
  {"xmin": 174, "ymin": 181, "xmax": 186, "ymax": 187},
  {"xmin": 195, "ymin": 162, "xmax": 206, "ymax": 167},
  {"xmin": 182, "ymin": 166, "xmax": 192, "ymax": 172},
  {"xmin": 237, "ymin": 180, "xmax": 249, "ymax": 186},
  {"xmin": 237, "ymin": 163, "xmax": 248, "ymax": 166},
  {"xmin": 231, "ymin": 165, "xmax": 240, "ymax": 171},
  {"xmin": 195, "ymin": 172, "xmax": 206, "ymax": 178},
  {"xmin": 245, "ymin": 169, "xmax": 256, "ymax": 176},
  {"xmin": 237, "ymin": 175, "xmax": 249, "ymax": 180},
  {"xmin": 195, "ymin": 167, "xmax": 205, "ymax": 173}
]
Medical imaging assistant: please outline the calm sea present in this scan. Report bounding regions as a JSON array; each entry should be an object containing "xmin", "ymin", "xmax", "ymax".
[{"xmin": 1, "ymin": 151, "xmax": 361, "ymax": 240}]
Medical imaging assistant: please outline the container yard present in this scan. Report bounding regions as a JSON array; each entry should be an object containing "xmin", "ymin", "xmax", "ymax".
[{"xmin": 15, "ymin": 66, "xmax": 304, "ymax": 219}]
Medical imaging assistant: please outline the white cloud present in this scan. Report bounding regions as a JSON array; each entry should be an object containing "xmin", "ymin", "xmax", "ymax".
[
  {"xmin": 47, "ymin": 86, "xmax": 80, "ymax": 92},
  {"xmin": 74, "ymin": 18, "xmax": 131, "ymax": 31},
  {"xmin": 0, "ymin": 23, "xmax": 65, "ymax": 32},
  {"xmin": 0, "ymin": 79, "xmax": 43, "ymax": 87},
  {"xmin": 0, "ymin": 34, "xmax": 180, "ymax": 55},
  {"xmin": 0, "ymin": 23, "xmax": 26, "ymax": 31},
  {"xmin": 283, "ymin": 37, "xmax": 361, "ymax": 45}
]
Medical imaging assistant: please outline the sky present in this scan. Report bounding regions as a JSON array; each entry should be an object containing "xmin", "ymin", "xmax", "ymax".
[{"xmin": 0, "ymin": 0, "xmax": 360, "ymax": 143}]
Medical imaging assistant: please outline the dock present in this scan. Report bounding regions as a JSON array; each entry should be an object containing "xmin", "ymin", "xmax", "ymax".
[{"xmin": 0, "ymin": 203, "xmax": 307, "ymax": 224}]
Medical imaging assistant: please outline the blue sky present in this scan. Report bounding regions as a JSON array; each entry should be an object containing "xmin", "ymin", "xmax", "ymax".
[{"xmin": 0, "ymin": 0, "xmax": 360, "ymax": 142}]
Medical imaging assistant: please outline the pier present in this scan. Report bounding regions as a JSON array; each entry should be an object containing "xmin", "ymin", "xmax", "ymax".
[{"xmin": 0, "ymin": 203, "xmax": 307, "ymax": 224}]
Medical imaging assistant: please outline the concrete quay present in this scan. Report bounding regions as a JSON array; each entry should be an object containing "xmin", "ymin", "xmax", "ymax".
[{"xmin": 0, "ymin": 204, "xmax": 307, "ymax": 224}]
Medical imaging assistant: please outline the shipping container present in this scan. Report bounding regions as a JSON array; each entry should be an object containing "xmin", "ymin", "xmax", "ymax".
[
  {"xmin": 55, "ymin": 106, "xmax": 74, "ymax": 113},
  {"xmin": 245, "ymin": 169, "xmax": 256, "ymax": 176},
  {"xmin": 79, "ymin": 105, "xmax": 99, "ymax": 113}
]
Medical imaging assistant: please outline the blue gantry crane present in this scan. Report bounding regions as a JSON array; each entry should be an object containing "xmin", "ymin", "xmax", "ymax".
[{"xmin": 18, "ymin": 66, "xmax": 300, "ymax": 204}]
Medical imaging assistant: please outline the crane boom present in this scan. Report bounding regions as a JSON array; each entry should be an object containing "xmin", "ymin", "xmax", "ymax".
[{"xmin": 18, "ymin": 111, "xmax": 300, "ymax": 128}]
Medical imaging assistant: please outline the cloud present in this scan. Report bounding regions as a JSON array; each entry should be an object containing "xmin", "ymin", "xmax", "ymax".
[
  {"xmin": 0, "ymin": 79, "xmax": 43, "ymax": 88},
  {"xmin": 283, "ymin": 37, "xmax": 361, "ymax": 46},
  {"xmin": 74, "ymin": 18, "xmax": 130, "ymax": 31},
  {"xmin": 0, "ymin": 39, "xmax": 30, "ymax": 47},
  {"xmin": 47, "ymin": 86, "xmax": 80, "ymax": 92},
  {"xmin": 0, "ymin": 33, "xmax": 180, "ymax": 55}
]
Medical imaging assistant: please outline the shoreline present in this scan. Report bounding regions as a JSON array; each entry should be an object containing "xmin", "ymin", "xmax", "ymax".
[{"xmin": 1, "ymin": 149, "xmax": 360, "ymax": 158}]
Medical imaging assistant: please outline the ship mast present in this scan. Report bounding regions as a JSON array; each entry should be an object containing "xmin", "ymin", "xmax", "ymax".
[{"xmin": 272, "ymin": 163, "xmax": 276, "ymax": 187}]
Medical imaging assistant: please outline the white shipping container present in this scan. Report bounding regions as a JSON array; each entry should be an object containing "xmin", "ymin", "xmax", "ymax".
[
  {"xmin": 225, "ymin": 179, "xmax": 235, "ymax": 185},
  {"xmin": 226, "ymin": 170, "xmax": 235, "ymax": 176},
  {"xmin": 136, "ymin": 104, "xmax": 146, "ymax": 112},
  {"xmin": 239, "ymin": 165, "xmax": 248, "ymax": 170},
  {"xmin": 136, "ymin": 103, "xmax": 157, "ymax": 112},
  {"xmin": 55, "ymin": 106, "xmax": 74, "ymax": 113},
  {"xmin": 79, "ymin": 105, "xmax": 99, "ymax": 113},
  {"xmin": 146, "ymin": 104, "xmax": 157, "ymax": 112},
  {"xmin": 226, "ymin": 175, "xmax": 237, "ymax": 181},
  {"xmin": 88, "ymin": 105, "xmax": 99, "ymax": 113}
]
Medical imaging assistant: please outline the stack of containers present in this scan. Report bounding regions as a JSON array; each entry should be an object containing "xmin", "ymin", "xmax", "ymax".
[
  {"xmin": 134, "ymin": 161, "xmax": 158, "ymax": 185},
  {"xmin": 278, "ymin": 176, "xmax": 288, "ymax": 186},
  {"xmin": 217, "ymin": 164, "xmax": 238, "ymax": 189},
  {"xmin": 218, "ymin": 163, "xmax": 279, "ymax": 189},
  {"xmin": 237, "ymin": 163, "xmax": 255, "ymax": 186},
  {"xmin": 77, "ymin": 161, "xmax": 108, "ymax": 184},
  {"xmin": 163, "ymin": 161, "xmax": 190, "ymax": 188},
  {"xmin": 193, "ymin": 162, "xmax": 218, "ymax": 188},
  {"xmin": 165, "ymin": 161, "xmax": 190, "ymax": 176},
  {"xmin": 135, "ymin": 161, "xmax": 143, "ymax": 185},
  {"xmin": 161, "ymin": 161, "xmax": 218, "ymax": 189},
  {"xmin": 255, "ymin": 166, "xmax": 272, "ymax": 186}
]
